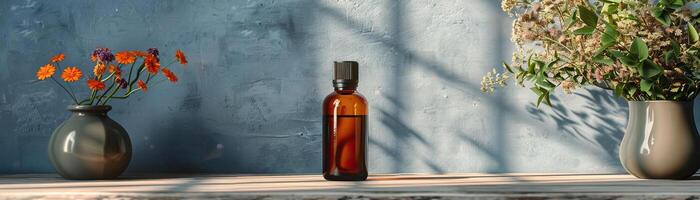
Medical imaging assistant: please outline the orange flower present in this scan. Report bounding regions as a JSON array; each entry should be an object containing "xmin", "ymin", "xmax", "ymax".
[
  {"xmin": 175, "ymin": 49, "xmax": 187, "ymax": 64},
  {"xmin": 130, "ymin": 50, "xmax": 148, "ymax": 57},
  {"xmin": 87, "ymin": 79, "xmax": 106, "ymax": 91},
  {"xmin": 61, "ymin": 67, "xmax": 82, "ymax": 82},
  {"xmin": 36, "ymin": 64, "xmax": 56, "ymax": 80},
  {"xmin": 161, "ymin": 68, "xmax": 178, "ymax": 83},
  {"xmin": 115, "ymin": 51, "xmax": 136, "ymax": 64},
  {"xmin": 90, "ymin": 54, "xmax": 97, "ymax": 62},
  {"xmin": 137, "ymin": 80, "xmax": 148, "ymax": 91},
  {"xmin": 50, "ymin": 53, "xmax": 65, "ymax": 63},
  {"xmin": 93, "ymin": 63, "xmax": 106, "ymax": 76},
  {"xmin": 109, "ymin": 64, "xmax": 122, "ymax": 79},
  {"xmin": 145, "ymin": 55, "xmax": 160, "ymax": 74}
]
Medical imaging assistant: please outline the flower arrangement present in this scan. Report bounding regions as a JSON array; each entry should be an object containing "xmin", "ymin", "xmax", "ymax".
[
  {"xmin": 482, "ymin": 0, "xmax": 700, "ymax": 106},
  {"xmin": 36, "ymin": 48, "xmax": 188, "ymax": 105}
]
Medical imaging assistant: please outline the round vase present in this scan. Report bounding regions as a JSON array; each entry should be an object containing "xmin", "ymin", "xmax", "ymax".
[
  {"xmin": 48, "ymin": 105, "xmax": 132, "ymax": 179},
  {"xmin": 620, "ymin": 101, "xmax": 700, "ymax": 179}
]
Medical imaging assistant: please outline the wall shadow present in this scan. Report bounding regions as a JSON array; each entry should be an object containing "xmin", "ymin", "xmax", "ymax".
[
  {"xmin": 316, "ymin": 0, "xmax": 599, "ymax": 173},
  {"xmin": 526, "ymin": 88, "xmax": 627, "ymax": 168}
]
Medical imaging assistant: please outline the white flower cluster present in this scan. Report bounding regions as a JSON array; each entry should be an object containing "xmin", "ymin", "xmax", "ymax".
[{"xmin": 481, "ymin": 69, "xmax": 511, "ymax": 94}]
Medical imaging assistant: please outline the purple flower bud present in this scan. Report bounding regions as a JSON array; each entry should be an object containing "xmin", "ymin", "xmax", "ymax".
[
  {"xmin": 92, "ymin": 48, "xmax": 114, "ymax": 62},
  {"xmin": 117, "ymin": 78, "xmax": 128, "ymax": 89},
  {"xmin": 147, "ymin": 48, "xmax": 160, "ymax": 57}
]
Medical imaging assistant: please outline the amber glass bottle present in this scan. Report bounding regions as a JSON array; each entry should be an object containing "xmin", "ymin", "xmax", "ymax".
[{"xmin": 322, "ymin": 61, "xmax": 368, "ymax": 181}]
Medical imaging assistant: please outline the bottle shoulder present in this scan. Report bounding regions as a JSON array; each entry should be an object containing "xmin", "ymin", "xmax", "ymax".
[
  {"xmin": 323, "ymin": 91, "xmax": 368, "ymax": 115},
  {"xmin": 323, "ymin": 91, "xmax": 367, "ymax": 104}
]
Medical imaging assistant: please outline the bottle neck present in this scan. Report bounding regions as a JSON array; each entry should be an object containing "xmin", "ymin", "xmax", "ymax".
[
  {"xmin": 334, "ymin": 87, "xmax": 357, "ymax": 94},
  {"xmin": 333, "ymin": 80, "xmax": 357, "ymax": 93}
]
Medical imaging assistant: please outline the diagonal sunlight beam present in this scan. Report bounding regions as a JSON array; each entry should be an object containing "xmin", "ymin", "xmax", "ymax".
[{"xmin": 315, "ymin": 1, "xmax": 626, "ymax": 172}]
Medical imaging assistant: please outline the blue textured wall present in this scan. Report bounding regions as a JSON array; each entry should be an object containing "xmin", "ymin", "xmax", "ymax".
[{"xmin": 0, "ymin": 0, "xmax": 630, "ymax": 174}]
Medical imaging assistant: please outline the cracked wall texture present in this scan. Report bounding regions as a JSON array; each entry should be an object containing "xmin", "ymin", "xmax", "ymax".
[{"xmin": 0, "ymin": 0, "xmax": 632, "ymax": 173}]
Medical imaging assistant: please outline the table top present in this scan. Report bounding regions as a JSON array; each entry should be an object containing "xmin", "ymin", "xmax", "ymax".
[{"xmin": 1, "ymin": 173, "xmax": 700, "ymax": 199}]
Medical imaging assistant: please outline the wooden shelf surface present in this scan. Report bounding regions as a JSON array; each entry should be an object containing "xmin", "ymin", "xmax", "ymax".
[{"xmin": 1, "ymin": 173, "xmax": 699, "ymax": 199}]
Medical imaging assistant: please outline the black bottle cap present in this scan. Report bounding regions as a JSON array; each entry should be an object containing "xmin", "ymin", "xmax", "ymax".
[{"xmin": 333, "ymin": 61, "xmax": 358, "ymax": 89}]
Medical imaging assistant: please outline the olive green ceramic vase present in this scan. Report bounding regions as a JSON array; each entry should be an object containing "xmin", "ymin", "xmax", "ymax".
[
  {"xmin": 620, "ymin": 101, "xmax": 700, "ymax": 179},
  {"xmin": 48, "ymin": 105, "xmax": 132, "ymax": 179}
]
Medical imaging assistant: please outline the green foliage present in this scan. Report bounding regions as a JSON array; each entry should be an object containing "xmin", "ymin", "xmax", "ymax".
[
  {"xmin": 640, "ymin": 60, "xmax": 662, "ymax": 79},
  {"xmin": 689, "ymin": 22, "xmax": 699, "ymax": 44},
  {"xmin": 487, "ymin": 0, "xmax": 700, "ymax": 106},
  {"xmin": 631, "ymin": 38, "xmax": 648, "ymax": 61},
  {"xmin": 578, "ymin": 5, "xmax": 599, "ymax": 27},
  {"xmin": 652, "ymin": 0, "xmax": 687, "ymax": 26},
  {"xmin": 574, "ymin": 26, "xmax": 596, "ymax": 35},
  {"xmin": 600, "ymin": 23, "xmax": 619, "ymax": 50}
]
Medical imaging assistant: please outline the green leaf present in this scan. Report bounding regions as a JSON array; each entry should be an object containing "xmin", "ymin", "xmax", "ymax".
[
  {"xmin": 532, "ymin": 87, "xmax": 545, "ymax": 107},
  {"xmin": 567, "ymin": 10, "xmax": 578, "ymax": 26},
  {"xmin": 527, "ymin": 56, "xmax": 535, "ymax": 74},
  {"xmin": 600, "ymin": 23, "xmax": 619, "ymax": 49},
  {"xmin": 667, "ymin": 0, "xmax": 686, "ymax": 9},
  {"xmin": 578, "ymin": 5, "xmax": 598, "ymax": 27},
  {"xmin": 619, "ymin": 54, "xmax": 639, "ymax": 67},
  {"xmin": 689, "ymin": 22, "xmax": 699, "ymax": 43},
  {"xmin": 503, "ymin": 62, "xmax": 514, "ymax": 73},
  {"xmin": 640, "ymin": 79, "xmax": 652, "ymax": 93},
  {"xmin": 639, "ymin": 60, "xmax": 662, "ymax": 79},
  {"xmin": 592, "ymin": 55, "xmax": 615, "ymax": 65},
  {"xmin": 614, "ymin": 83, "xmax": 625, "ymax": 97},
  {"xmin": 534, "ymin": 60, "xmax": 546, "ymax": 73},
  {"xmin": 543, "ymin": 93, "xmax": 552, "ymax": 106},
  {"xmin": 602, "ymin": 2, "xmax": 619, "ymax": 14},
  {"xmin": 657, "ymin": 93, "xmax": 666, "ymax": 100},
  {"xmin": 544, "ymin": 57, "xmax": 558, "ymax": 71},
  {"xmin": 672, "ymin": 39, "xmax": 681, "ymax": 55},
  {"xmin": 536, "ymin": 94, "xmax": 545, "ymax": 107},
  {"xmin": 628, "ymin": 87, "xmax": 638, "ymax": 96},
  {"xmin": 536, "ymin": 79, "xmax": 556, "ymax": 91},
  {"xmin": 664, "ymin": 50, "xmax": 675, "ymax": 63},
  {"xmin": 608, "ymin": 50, "xmax": 624, "ymax": 58},
  {"xmin": 573, "ymin": 26, "xmax": 596, "ymax": 35},
  {"xmin": 532, "ymin": 87, "xmax": 552, "ymax": 107},
  {"xmin": 672, "ymin": 93, "xmax": 683, "ymax": 100},
  {"xmin": 652, "ymin": 8, "xmax": 672, "ymax": 26},
  {"xmin": 664, "ymin": 40, "xmax": 681, "ymax": 63},
  {"xmin": 516, "ymin": 72, "xmax": 526, "ymax": 83},
  {"xmin": 530, "ymin": 87, "xmax": 543, "ymax": 96},
  {"xmin": 630, "ymin": 38, "xmax": 649, "ymax": 61},
  {"xmin": 694, "ymin": 70, "xmax": 700, "ymax": 79}
]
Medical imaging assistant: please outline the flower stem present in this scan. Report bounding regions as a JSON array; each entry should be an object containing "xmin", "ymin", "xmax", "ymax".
[
  {"xmin": 50, "ymin": 77, "xmax": 79, "ymax": 104},
  {"xmin": 109, "ymin": 89, "xmax": 140, "ymax": 99},
  {"xmin": 101, "ymin": 84, "xmax": 122, "ymax": 105},
  {"xmin": 101, "ymin": 72, "xmax": 115, "ymax": 82},
  {"xmin": 165, "ymin": 60, "xmax": 176, "ymax": 68},
  {"xmin": 87, "ymin": 90, "xmax": 97, "ymax": 105},
  {"xmin": 146, "ymin": 73, "xmax": 153, "ymax": 83},
  {"xmin": 96, "ymin": 80, "xmax": 116, "ymax": 105},
  {"xmin": 127, "ymin": 63, "xmax": 145, "ymax": 94},
  {"xmin": 126, "ymin": 62, "xmax": 136, "ymax": 89}
]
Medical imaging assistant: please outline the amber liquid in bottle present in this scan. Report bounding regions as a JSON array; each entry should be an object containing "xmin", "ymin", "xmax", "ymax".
[{"xmin": 323, "ymin": 61, "xmax": 368, "ymax": 181}]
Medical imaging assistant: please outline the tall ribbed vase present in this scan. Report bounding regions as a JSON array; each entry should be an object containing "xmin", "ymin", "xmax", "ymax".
[
  {"xmin": 48, "ymin": 105, "xmax": 132, "ymax": 179},
  {"xmin": 620, "ymin": 101, "xmax": 700, "ymax": 179}
]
